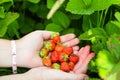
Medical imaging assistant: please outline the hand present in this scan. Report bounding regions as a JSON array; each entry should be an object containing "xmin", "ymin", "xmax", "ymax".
[
  {"xmin": 16, "ymin": 30, "xmax": 80, "ymax": 68},
  {"xmin": 24, "ymin": 45, "xmax": 95, "ymax": 80}
]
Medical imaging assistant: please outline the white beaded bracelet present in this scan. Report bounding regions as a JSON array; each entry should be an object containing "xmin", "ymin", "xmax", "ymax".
[{"xmin": 11, "ymin": 40, "xmax": 17, "ymax": 74}]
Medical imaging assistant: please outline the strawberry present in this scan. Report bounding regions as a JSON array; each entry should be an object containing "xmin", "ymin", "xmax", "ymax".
[
  {"xmin": 53, "ymin": 35, "xmax": 61, "ymax": 43},
  {"xmin": 39, "ymin": 48, "xmax": 49, "ymax": 58},
  {"xmin": 44, "ymin": 41, "xmax": 55, "ymax": 51},
  {"xmin": 42, "ymin": 57, "xmax": 52, "ymax": 67},
  {"xmin": 63, "ymin": 47, "xmax": 73, "ymax": 55},
  {"xmin": 50, "ymin": 51, "xmax": 59, "ymax": 63},
  {"xmin": 58, "ymin": 52, "xmax": 69, "ymax": 62},
  {"xmin": 61, "ymin": 62, "xmax": 70, "ymax": 72},
  {"xmin": 69, "ymin": 62, "xmax": 75, "ymax": 70},
  {"xmin": 51, "ymin": 32, "xmax": 61, "ymax": 43},
  {"xmin": 55, "ymin": 44, "xmax": 64, "ymax": 53},
  {"xmin": 52, "ymin": 63, "xmax": 60, "ymax": 70},
  {"xmin": 69, "ymin": 54, "xmax": 79, "ymax": 64}
]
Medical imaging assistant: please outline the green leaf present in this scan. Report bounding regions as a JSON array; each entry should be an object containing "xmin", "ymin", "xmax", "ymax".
[
  {"xmin": 92, "ymin": 0, "xmax": 111, "ymax": 11},
  {"xmin": 82, "ymin": 12, "xmax": 100, "ymax": 31},
  {"xmin": 105, "ymin": 21, "xmax": 120, "ymax": 36},
  {"xmin": 27, "ymin": 0, "xmax": 40, "ymax": 4},
  {"xmin": 66, "ymin": 0, "xmax": 94, "ymax": 15},
  {"xmin": 47, "ymin": 0, "xmax": 56, "ymax": 9},
  {"xmin": 115, "ymin": 12, "xmax": 120, "ymax": 22},
  {"xmin": 79, "ymin": 28, "xmax": 108, "ymax": 41},
  {"xmin": 106, "ymin": 61, "xmax": 120, "ymax": 80},
  {"xmin": 35, "ymin": 23, "xmax": 44, "ymax": 30},
  {"xmin": 0, "ymin": 0, "xmax": 13, "ymax": 5},
  {"xmin": 0, "ymin": 12, "xmax": 19, "ymax": 37},
  {"xmin": 111, "ymin": 21, "xmax": 120, "ymax": 28},
  {"xmin": 66, "ymin": 0, "xmax": 112, "ymax": 15},
  {"xmin": 107, "ymin": 34, "xmax": 120, "ymax": 61},
  {"xmin": 52, "ymin": 11, "xmax": 70, "ymax": 28},
  {"xmin": 67, "ymin": 13, "xmax": 82, "ymax": 20},
  {"xmin": 111, "ymin": 0, "xmax": 120, "ymax": 5},
  {"xmin": 82, "ymin": 15, "xmax": 92, "ymax": 31},
  {"xmin": 0, "ymin": 6, "xmax": 5, "ymax": 18},
  {"xmin": 18, "ymin": 15, "xmax": 35, "ymax": 34},
  {"xmin": 96, "ymin": 50, "xmax": 115, "ymax": 79},
  {"xmin": 28, "ymin": 4, "xmax": 39, "ymax": 13},
  {"xmin": 61, "ymin": 28, "xmax": 75, "ymax": 35},
  {"xmin": 36, "ymin": 4, "xmax": 49, "ymax": 19},
  {"xmin": 7, "ymin": 21, "xmax": 20, "ymax": 39},
  {"xmin": 83, "ymin": 0, "xmax": 92, "ymax": 6},
  {"xmin": 45, "ymin": 23, "xmax": 64, "ymax": 32}
]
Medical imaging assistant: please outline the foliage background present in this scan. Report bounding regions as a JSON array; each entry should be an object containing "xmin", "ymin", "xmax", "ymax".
[{"xmin": 0, "ymin": 0, "xmax": 120, "ymax": 79}]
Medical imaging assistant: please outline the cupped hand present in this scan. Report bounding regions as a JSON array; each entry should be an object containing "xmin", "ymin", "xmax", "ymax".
[
  {"xmin": 16, "ymin": 30, "xmax": 80, "ymax": 68},
  {"xmin": 73, "ymin": 45, "xmax": 95, "ymax": 74},
  {"xmin": 24, "ymin": 45, "xmax": 95, "ymax": 80}
]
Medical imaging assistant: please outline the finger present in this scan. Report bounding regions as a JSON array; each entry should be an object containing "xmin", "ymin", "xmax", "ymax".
[
  {"xmin": 84, "ymin": 53, "xmax": 95, "ymax": 66},
  {"xmin": 75, "ymin": 53, "xmax": 95, "ymax": 74},
  {"xmin": 62, "ymin": 38, "xmax": 80, "ymax": 47},
  {"xmin": 77, "ymin": 47, "xmax": 84, "ymax": 56},
  {"xmin": 74, "ymin": 65, "xmax": 88, "ymax": 74},
  {"xmin": 80, "ymin": 45, "xmax": 90, "ymax": 59},
  {"xmin": 73, "ymin": 50, "xmax": 79, "ymax": 55},
  {"xmin": 73, "ymin": 46, "xmax": 79, "ymax": 51},
  {"xmin": 60, "ymin": 34, "xmax": 76, "ymax": 43}
]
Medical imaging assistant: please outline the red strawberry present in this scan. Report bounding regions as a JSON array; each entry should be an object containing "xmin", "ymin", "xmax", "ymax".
[
  {"xmin": 61, "ymin": 62, "xmax": 70, "ymax": 72},
  {"xmin": 58, "ymin": 52, "xmax": 69, "ymax": 62},
  {"xmin": 42, "ymin": 57, "xmax": 52, "ymax": 67},
  {"xmin": 52, "ymin": 63, "xmax": 60, "ymax": 70},
  {"xmin": 53, "ymin": 35, "xmax": 61, "ymax": 43},
  {"xmin": 63, "ymin": 47, "xmax": 73, "ymax": 55},
  {"xmin": 50, "ymin": 51, "xmax": 59, "ymax": 63},
  {"xmin": 69, "ymin": 54, "xmax": 79, "ymax": 64},
  {"xmin": 39, "ymin": 48, "xmax": 49, "ymax": 58},
  {"xmin": 69, "ymin": 62, "xmax": 75, "ymax": 70},
  {"xmin": 44, "ymin": 41, "xmax": 55, "ymax": 51},
  {"xmin": 55, "ymin": 44, "xmax": 64, "ymax": 53},
  {"xmin": 51, "ymin": 33, "xmax": 61, "ymax": 43}
]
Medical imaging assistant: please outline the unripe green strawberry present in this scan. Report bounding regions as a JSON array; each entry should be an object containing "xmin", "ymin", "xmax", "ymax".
[
  {"xmin": 39, "ymin": 48, "xmax": 48, "ymax": 58},
  {"xmin": 44, "ymin": 41, "xmax": 55, "ymax": 51},
  {"xmin": 52, "ymin": 63, "xmax": 60, "ymax": 70}
]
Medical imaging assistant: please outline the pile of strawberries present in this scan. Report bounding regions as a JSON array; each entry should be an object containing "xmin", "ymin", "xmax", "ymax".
[{"xmin": 39, "ymin": 33, "xmax": 79, "ymax": 72}]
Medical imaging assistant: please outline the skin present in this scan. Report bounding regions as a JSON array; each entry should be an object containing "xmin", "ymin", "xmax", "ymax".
[{"xmin": 0, "ymin": 30, "xmax": 95, "ymax": 80}]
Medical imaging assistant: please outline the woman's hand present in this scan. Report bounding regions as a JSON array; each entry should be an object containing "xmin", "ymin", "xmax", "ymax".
[
  {"xmin": 16, "ymin": 30, "xmax": 80, "ymax": 68},
  {"xmin": 24, "ymin": 45, "xmax": 95, "ymax": 80}
]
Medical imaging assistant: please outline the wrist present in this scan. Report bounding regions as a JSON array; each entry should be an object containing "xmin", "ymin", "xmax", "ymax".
[{"xmin": 0, "ymin": 39, "xmax": 12, "ymax": 67}]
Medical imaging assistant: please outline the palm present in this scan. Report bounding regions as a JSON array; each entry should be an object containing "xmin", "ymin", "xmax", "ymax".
[{"xmin": 17, "ymin": 30, "xmax": 80, "ymax": 68}]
